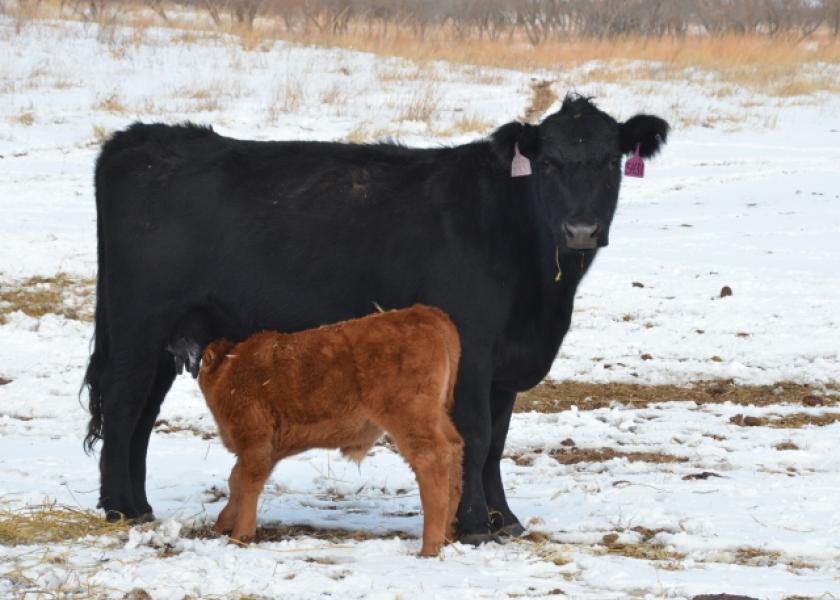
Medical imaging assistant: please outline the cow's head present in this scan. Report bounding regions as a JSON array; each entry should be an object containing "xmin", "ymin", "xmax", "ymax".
[{"xmin": 491, "ymin": 94, "xmax": 669, "ymax": 252}]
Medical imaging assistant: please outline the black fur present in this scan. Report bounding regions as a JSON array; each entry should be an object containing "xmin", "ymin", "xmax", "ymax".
[{"xmin": 84, "ymin": 98, "xmax": 668, "ymax": 534}]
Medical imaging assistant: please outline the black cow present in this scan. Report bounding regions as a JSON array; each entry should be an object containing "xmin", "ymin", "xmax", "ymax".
[{"xmin": 84, "ymin": 94, "xmax": 668, "ymax": 543}]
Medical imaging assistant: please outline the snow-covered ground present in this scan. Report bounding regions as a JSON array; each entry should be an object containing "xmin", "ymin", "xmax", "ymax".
[{"xmin": 1, "ymin": 16, "xmax": 840, "ymax": 599}]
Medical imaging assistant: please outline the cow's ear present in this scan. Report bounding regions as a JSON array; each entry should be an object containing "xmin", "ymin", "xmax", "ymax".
[
  {"xmin": 619, "ymin": 115, "xmax": 670, "ymax": 158},
  {"xmin": 490, "ymin": 122, "xmax": 539, "ymax": 165}
]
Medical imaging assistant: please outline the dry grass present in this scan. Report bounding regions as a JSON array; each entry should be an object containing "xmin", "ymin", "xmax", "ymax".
[
  {"xmin": 0, "ymin": 273, "xmax": 95, "ymax": 323},
  {"xmin": 399, "ymin": 85, "xmax": 439, "ymax": 123},
  {"xmin": 266, "ymin": 76, "xmax": 305, "ymax": 122},
  {"xmin": 0, "ymin": 502, "xmax": 129, "ymax": 546},
  {"xmin": 93, "ymin": 92, "xmax": 127, "ymax": 113},
  {"xmin": 184, "ymin": 521, "xmax": 412, "ymax": 543},
  {"xmin": 342, "ymin": 122, "xmax": 396, "ymax": 144},
  {"xmin": 523, "ymin": 79, "xmax": 557, "ymax": 123},
  {"xmin": 11, "ymin": 1, "xmax": 840, "ymax": 97},
  {"xmin": 730, "ymin": 412, "xmax": 840, "ymax": 429},
  {"xmin": 434, "ymin": 113, "xmax": 495, "ymax": 137},
  {"xmin": 548, "ymin": 447, "xmax": 687, "ymax": 465},
  {"xmin": 515, "ymin": 380, "xmax": 839, "ymax": 413},
  {"xmin": 153, "ymin": 418, "xmax": 216, "ymax": 440},
  {"xmin": 8, "ymin": 110, "xmax": 35, "ymax": 126}
]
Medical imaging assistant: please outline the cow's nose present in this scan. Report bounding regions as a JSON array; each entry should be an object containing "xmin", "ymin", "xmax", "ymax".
[{"xmin": 563, "ymin": 222, "xmax": 600, "ymax": 250}]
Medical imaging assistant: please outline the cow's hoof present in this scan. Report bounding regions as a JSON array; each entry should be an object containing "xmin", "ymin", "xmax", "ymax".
[
  {"xmin": 495, "ymin": 522, "xmax": 526, "ymax": 538},
  {"xmin": 104, "ymin": 509, "xmax": 128, "ymax": 523},
  {"xmin": 457, "ymin": 532, "xmax": 504, "ymax": 546},
  {"xmin": 132, "ymin": 511, "xmax": 156, "ymax": 524}
]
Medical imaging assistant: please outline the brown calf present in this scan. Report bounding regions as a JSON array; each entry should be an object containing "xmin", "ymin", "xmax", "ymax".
[{"xmin": 197, "ymin": 304, "xmax": 463, "ymax": 557}]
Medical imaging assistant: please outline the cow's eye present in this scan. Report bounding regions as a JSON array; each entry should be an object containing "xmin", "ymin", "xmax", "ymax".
[{"xmin": 541, "ymin": 159, "xmax": 561, "ymax": 172}]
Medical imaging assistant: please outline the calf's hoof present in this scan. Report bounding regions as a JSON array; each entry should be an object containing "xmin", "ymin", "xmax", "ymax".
[
  {"xmin": 495, "ymin": 522, "xmax": 526, "ymax": 538},
  {"xmin": 418, "ymin": 544, "xmax": 442, "ymax": 558},
  {"xmin": 229, "ymin": 531, "xmax": 256, "ymax": 545}
]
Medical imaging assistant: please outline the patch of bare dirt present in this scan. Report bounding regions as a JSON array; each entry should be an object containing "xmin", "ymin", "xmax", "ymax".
[
  {"xmin": 515, "ymin": 380, "xmax": 839, "ymax": 413},
  {"xmin": 730, "ymin": 412, "xmax": 840, "ymax": 429},
  {"xmin": 548, "ymin": 447, "xmax": 687, "ymax": 465}
]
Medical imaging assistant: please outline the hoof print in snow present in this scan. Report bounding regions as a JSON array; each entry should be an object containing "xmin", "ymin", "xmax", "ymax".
[{"xmin": 719, "ymin": 285, "xmax": 733, "ymax": 297}]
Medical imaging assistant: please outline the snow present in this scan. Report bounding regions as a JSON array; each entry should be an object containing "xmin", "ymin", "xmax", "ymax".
[{"xmin": 2, "ymin": 15, "xmax": 840, "ymax": 599}]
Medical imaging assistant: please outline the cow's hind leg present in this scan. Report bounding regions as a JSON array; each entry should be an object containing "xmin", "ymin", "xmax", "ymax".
[
  {"xmin": 128, "ymin": 353, "xmax": 176, "ymax": 521},
  {"xmin": 483, "ymin": 385, "xmax": 524, "ymax": 537},
  {"xmin": 98, "ymin": 348, "xmax": 161, "ymax": 521}
]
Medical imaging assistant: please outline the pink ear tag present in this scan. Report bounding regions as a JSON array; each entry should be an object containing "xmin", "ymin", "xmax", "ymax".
[
  {"xmin": 511, "ymin": 143, "xmax": 532, "ymax": 178},
  {"xmin": 624, "ymin": 143, "xmax": 645, "ymax": 178}
]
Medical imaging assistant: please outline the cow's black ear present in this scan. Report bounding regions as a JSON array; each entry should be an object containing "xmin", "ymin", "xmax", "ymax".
[
  {"xmin": 490, "ymin": 122, "xmax": 539, "ymax": 164},
  {"xmin": 619, "ymin": 115, "xmax": 670, "ymax": 158}
]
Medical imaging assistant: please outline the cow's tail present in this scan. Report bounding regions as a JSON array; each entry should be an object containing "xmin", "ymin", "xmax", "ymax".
[{"xmin": 82, "ymin": 162, "xmax": 109, "ymax": 454}]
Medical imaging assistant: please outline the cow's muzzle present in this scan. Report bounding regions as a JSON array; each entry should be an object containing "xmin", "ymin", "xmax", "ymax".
[{"xmin": 561, "ymin": 222, "xmax": 602, "ymax": 250}]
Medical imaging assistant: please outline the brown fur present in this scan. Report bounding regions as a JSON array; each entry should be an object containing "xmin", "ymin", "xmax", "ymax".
[{"xmin": 198, "ymin": 304, "xmax": 463, "ymax": 557}]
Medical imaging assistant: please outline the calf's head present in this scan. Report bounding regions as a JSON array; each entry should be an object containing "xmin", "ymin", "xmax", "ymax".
[{"xmin": 492, "ymin": 94, "xmax": 669, "ymax": 252}]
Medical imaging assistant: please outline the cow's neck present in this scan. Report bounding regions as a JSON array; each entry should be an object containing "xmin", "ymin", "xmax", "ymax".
[{"xmin": 493, "ymin": 175, "xmax": 596, "ymax": 389}]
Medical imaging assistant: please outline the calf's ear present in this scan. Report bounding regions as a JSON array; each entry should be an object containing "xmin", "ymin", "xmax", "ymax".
[
  {"xmin": 490, "ymin": 122, "xmax": 539, "ymax": 165},
  {"xmin": 619, "ymin": 115, "xmax": 670, "ymax": 158}
]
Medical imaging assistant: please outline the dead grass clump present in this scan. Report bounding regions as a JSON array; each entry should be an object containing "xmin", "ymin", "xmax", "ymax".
[
  {"xmin": 443, "ymin": 113, "xmax": 494, "ymax": 136},
  {"xmin": 0, "ymin": 502, "xmax": 129, "ymax": 546},
  {"xmin": 599, "ymin": 529, "xmax": 686, "ymax": 562},
  {"xmin": 266, "ymin": 77, "xmax": 305, "ymax": 121},
  {"xmin": 733, "ymin": 546, "xmax": 781, "ymax": 567},
  {"xmin": 515, "ymin": 380, "xmax": 839, "ymax": 413},
  {"xmin": 549, "ymin": 447, "xmax": 687, "ymax": 465},
  {"xmin": 730, "ymin": 412, "xmax": 840, "ymax": 429},
  {"xmin": 9, "ymin": 110, "xmax": 36, "ymax": 126},
  {"xmin": 775, "ymin": 441, "xmax": 799, "ymax": 450},
  {"xmin": 523, "ymin": 79, "xmax": 556, "ymax": 123},
  {"xmin": 94, "ymin": 93, "xmax": 127, "ymax": 113},
  {"xmin": 343, "ymin": 122, "xmax": 396, "ymax": 144},
  {"xmin": 184, "ymin": 521, "xmax": 412, "ymax": 543},
  {"xmin": 153, "ymin": 418, "xmax": 216, "ymax": 440},
  {"xmin": 0, "ymin": 273, "xmax": 95, "ymax": 322},
  {"xmin": 399, "ymin": 85, "xmax": 439, "ymax": 123}
]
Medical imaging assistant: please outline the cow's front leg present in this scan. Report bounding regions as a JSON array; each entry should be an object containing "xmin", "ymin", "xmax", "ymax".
[
  {"xmin": 450, "ymin": 353, "xmax": 495, "ymax": 544},
  {"xmin": 483, "ymin": 385, "xmax": 525, "ymax": 537}
]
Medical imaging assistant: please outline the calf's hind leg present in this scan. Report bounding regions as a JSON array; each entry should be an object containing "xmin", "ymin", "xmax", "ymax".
[
  {"xmin": 386, "ymin": 417, "xmax": 453, "ymax": 557},
  {"xmin": 213, "ymin": 461, "xmax": 242, "ymax": 535},
  {"xmin": 229, "ymin": 442, "xmax": 275, "ymax": 544},
  {"xmin": 442, "ymin": 417, "xmax": 464, "ymax": 541}
]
